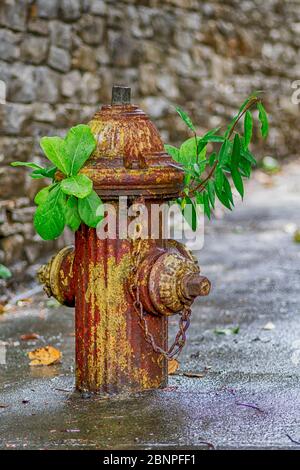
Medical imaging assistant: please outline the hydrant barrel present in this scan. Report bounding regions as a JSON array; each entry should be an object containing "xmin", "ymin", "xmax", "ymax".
[{"xmin": 74, "ymin": 224, "xmax": 169, "ymax": 393}]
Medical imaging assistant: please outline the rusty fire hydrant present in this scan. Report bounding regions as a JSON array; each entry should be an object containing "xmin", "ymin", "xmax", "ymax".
[{"xmin": 38, "ymin": 86, "xmax": 211, "ymax": 395}]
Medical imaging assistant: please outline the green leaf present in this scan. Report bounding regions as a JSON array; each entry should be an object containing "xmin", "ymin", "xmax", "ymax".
[
  {"xmin": 177, "ymin": 197, "xmax": 185, "ymax": 210},
  {"xmin": 223, "ymin": 175, "xmax": 234, "ymax": 205},
  {"xmin": 209, "ymin": 152, "xmax": 217, "ymax": 166},
  {"xmin": 0, "ymin": 264, "xmax": 12, "ymax": 280},
  {"xmin": 12, "ymin": 161, "xmax": 57, "ymax": 180},
  {"xmin": 215, "ymin": 186, "xmax": 232, "ymax": 210},
  {"xmin": 164, "ymin": 144, "xmax": 180, "ymax": 162},
  {"xmin": 78, "ymin": 190, "xmax": 104, "ymax": 228},
  {"xmin": 222, "ymin": 164, "xmax": 232, "ymax": 173},
  {"xmin": 61, "ymin": 174, "xmax": 93, "ymax": 199},
  {"xmin": 197, "ymin": 139, "xmax": 207, "ymax": 157},
  {"xmin": 33, "ymin": 186, "xmax": 66, "ymax": 240},
  {"xmin": 42, "ymin": 166, "xmax": 57, "ymax": 179},
  {"xmin": 207, "ymin": 180, "xmax": 215, "ymax": 208},
  {"xmin": 34, "ymin": 184, "xmax": 56, "ymax": 205},
  {"xmin": 175, "ymin": 106, "xmax": 196, "ymax": 132},
  {"xmin": 257, "ymin": 102, "xmax": 269, "ymax": 138},
  {"xmin": 239, "ymin": 158, "xmax": 251, "ymax": 178},
  {"xmin": 182, "ymin": 196, "xmax": 197, "ymax": 231},
  {"xmin": 240, "ymin": 147, "xmax": 257, "ymax": 166},
  {"xmin": 224, "ymin": 114, "xmax": 238, "ymax": 139},
  {"xmin": 198, "ymin": 144, "xmax": 207, "ymax": 161},
  {"xmin": 231, "ymin": 167, "xmax": 244, "ymax": 199},
  {"xmin": 179, "ymin": 138, "xmax": 196, "ymax": 166},
  {"xmin": 195, "ymin": 191, "xmax": 203, "ymax": 206},
  {"xmin": 203, "ymin": 192, "xmax": 211, "ymax": 219},
  {"xmin": 224, "ymin": 92, "xmax": 261, "ymax": 138},
  {"xmin": 202, "ymin": 127, "xmax": 221, "ymax": 139},
  {"xmin": 214, "ymin": 167, "xmax": 224, "ymax": 192},
  {"xmin": 183, "ymin": 170, "xmax": 192, "ymax": 189},
  {"xmin": 11, "ymin": 161, "xmax": 44, "ymax": 170},
  {"xmin": 193, "ymin": 163, "xmax": 201, "ymax": 176},
  {"xmin": 231, "ymin": 326, "xmax": 240, "ymax": 334},
  {"xmin": 238, "ymin": 91, "xmax": 262, "ymax": 115},
  {"xmin": 30, "ymin": 166, "xmax": 57, "ymax": 180},
  {"xmin": 201, "ymin": 135, "xmax": 225, "ymax": 143},
  {"xmin": 238, "ymin": 97, "xmax": 253, "ymax": 115},
  {"xmin": 244, "ymin": 110, "xmax": 253, "ymax": 148},
  {"xmin": 65, "ymin": 196, "xmax": 81, "ymax": 232},
  {"xmin": 214, "ymin": 326, "xmax": 240, "ymax": 335},
  {"xmin": 179, "ymin": 137, "xmax": 206, "ymax": 166},
  {"xmin": 65, "ymin": 124, "xmax": 96, "ymax": 176},
  {"xmin": 40, "ymin": 136, "xmax": 70, "ymax": 175},
  {"xmin": 231, "ymin": 134, "xmax": 241, "ymax": 167},
  {"xmin": 218, "ymin": 140, "xmax": 232, "ymax": 165}
]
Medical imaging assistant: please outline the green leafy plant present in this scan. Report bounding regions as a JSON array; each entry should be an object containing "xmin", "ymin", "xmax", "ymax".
[
  {"xmin": 11, "ymin": 125, "xmax": 104, "ymax": 240},
  {"xmin": 0, "ymin": 264, "xmax": 12, "ymax": 280},
  {"xmin": 165, "ymin": 92, "xmax": 269, "ymax": 228}
]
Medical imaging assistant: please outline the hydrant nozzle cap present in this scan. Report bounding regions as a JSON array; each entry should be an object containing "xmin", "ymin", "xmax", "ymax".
[
  {"xmin": 183, "ymin": 273, "xmax": 211, "ymax": 298},
  {"xmin": 111, "ymin": 85, "xmax": 131, "ymax": 105}
]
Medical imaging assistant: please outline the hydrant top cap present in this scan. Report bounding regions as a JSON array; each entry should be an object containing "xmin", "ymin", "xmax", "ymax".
[
  {"xmin": 111, "ymin": 85, "xmax": 131, "ymax": 105},
  {"xmin": 80, "ymin": 85, "xmax": 184, "ymax": 199}
]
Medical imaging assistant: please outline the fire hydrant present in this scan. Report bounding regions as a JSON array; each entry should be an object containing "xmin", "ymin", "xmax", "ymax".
[{"xmin": 38, "ymin": 86, "xmax": 211, "ymax": 395}]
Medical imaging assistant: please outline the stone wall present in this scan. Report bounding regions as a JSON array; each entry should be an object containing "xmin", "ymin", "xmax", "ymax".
[{"xmin": 0, "ymin": 0, "xmax": 299, "ymax": 294}]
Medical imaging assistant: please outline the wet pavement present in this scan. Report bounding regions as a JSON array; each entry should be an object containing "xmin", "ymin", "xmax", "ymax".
[{"xmin": 0, "ymin": 163, "xmax": 300, "ymax": 450}]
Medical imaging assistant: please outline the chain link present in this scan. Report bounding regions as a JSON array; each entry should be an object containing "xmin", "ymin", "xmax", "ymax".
[{"xmin": 129, "ymin": 197, "xmax": 192, "ymax": 361}]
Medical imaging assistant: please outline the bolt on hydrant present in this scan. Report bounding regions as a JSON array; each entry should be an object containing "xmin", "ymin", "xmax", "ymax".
[{"xmin": 38, "ymin": 86, "xmax": 211, "ymax": 395}]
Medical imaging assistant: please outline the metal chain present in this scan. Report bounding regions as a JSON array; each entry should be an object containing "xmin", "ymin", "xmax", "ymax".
[{"xmin": 129, "ymin": 197, "xmax": 192, "ymax": 361}]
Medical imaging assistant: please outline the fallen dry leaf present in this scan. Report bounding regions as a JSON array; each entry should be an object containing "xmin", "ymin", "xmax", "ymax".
[
  {"xmin": 28, "ymin": 346, "xmax": 62, "ymax": 366},
  {"xmin": 293, "ymin": 230, "xmax": 300, "ymax": 243},
  {"xmin": 284, "ymin": 223, "xmax": 297, "ymax": 234},
  {"xmin": 163, "ymin": 386, "xmax": 178, "ymax": 392},
  {"xmin": 255, "ymin": 171, "xmax": 275, "ymax": 187},
  {"xmin": 168, "ymin": 359, "xmax": 179, "ymax": 375},
  {"xmin": 20, "ymin": 333, "xmax": 40, "ymax": 341},
  {"xmin": 0, "ymin": 303, "xmax": 16, "ymax": 315},
  {"xmin": 263, "ymin": 322, "xmax": 275, "ymax": 331},
  {"xmin": 17, "ymin": 297, "xmax": 33, "ymax": 307},
  {"xmin": 183, "ymin": 372, "xmax": 206, "ymax": 378}
]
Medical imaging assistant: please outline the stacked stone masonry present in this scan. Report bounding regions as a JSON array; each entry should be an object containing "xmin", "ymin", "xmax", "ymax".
[{"xmin": 0, "ymin": 0, "xmax": 299, "ymax": 291}]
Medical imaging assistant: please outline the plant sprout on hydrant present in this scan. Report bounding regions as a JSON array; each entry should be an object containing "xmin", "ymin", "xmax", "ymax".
[{"xmin": 12, "ymin": 86, "xmax": 268, "ymax": 396}]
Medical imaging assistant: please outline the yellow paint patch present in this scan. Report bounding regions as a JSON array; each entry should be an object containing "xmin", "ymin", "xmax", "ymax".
[{"xmin": 84, "ymin": 252, "xmax": 132, "ymax": 388}]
